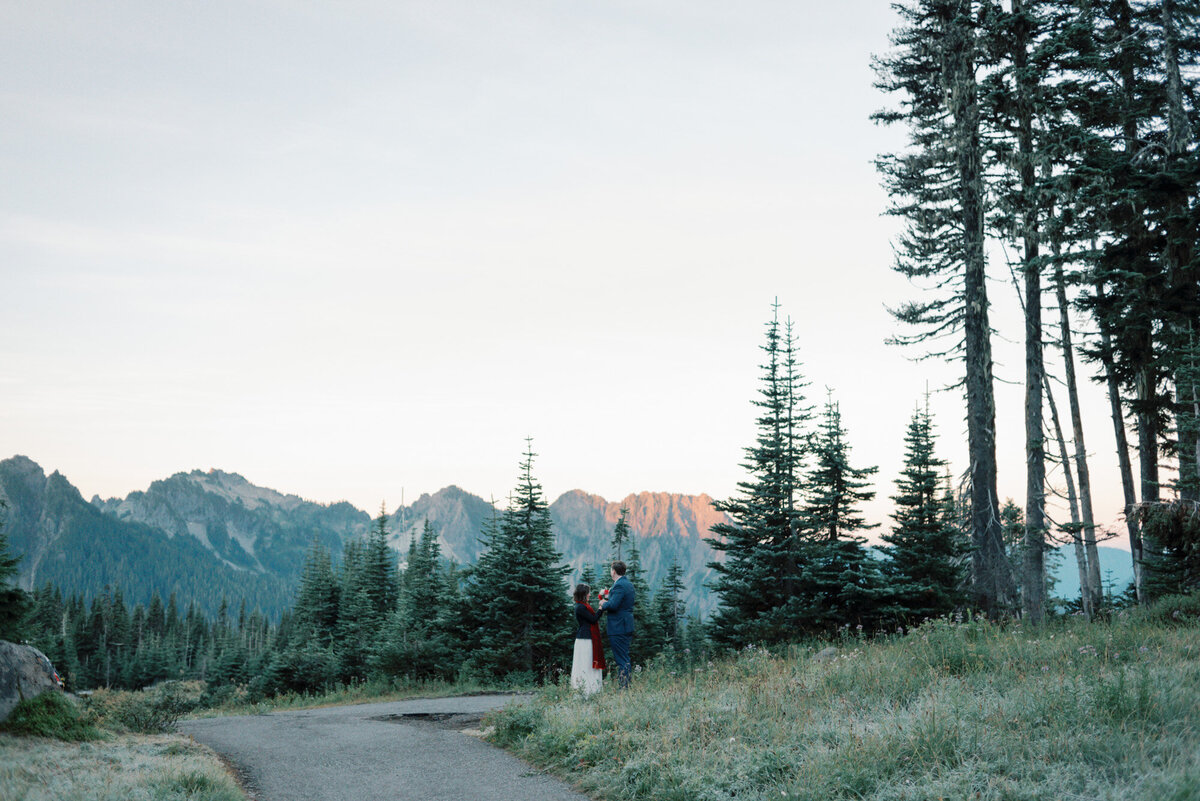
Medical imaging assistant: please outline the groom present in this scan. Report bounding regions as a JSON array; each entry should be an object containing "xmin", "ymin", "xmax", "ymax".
[{"xmin": 600, "ymin": 560, "xmax": 635, "ymax": 688}]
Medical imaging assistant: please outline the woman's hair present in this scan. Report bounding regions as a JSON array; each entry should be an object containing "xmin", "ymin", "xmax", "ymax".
[{"xmin": 573, "ymin": 583, "xmax": 590, "ymax": 603}]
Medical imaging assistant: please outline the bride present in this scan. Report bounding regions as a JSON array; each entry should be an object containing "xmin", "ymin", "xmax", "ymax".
[{"xmin": 570, "ymin": 583, "xmax": 605, "ymax": 696}]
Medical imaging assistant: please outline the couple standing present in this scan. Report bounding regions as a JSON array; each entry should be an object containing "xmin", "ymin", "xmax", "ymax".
[{"xmin": 571, "ymin": 560, "xmax": 634, "ymax": 695}]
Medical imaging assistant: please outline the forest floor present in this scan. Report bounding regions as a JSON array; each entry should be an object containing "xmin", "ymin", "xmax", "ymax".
[{"xmin": 487, "ymin": 599, "xmax": 1200, "ymax": 801}]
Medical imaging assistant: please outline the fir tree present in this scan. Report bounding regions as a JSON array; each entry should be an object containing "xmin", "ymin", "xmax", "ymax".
[
  {"xmin": 625, "ymin": 530, "xmax": 660, "ymax": 666},
  {"xmin": 336, "ymin": 538, "xmax": 372, "ymax": 679},
  {"xmin": 464, "ymin": 441, "xmax": 571, "ymax": 681},
  {"xmin": 874, "ymin": 0, "xmax": 1017, "ymax": 616},
  {"xmin": 790, "ymin": 395, "xmax": 885, "ymax": 634},
  {"xmin": 882, "ymin": 402, "xmax": 967, "ymax": 622},
  {"xmin": 611, "ymin": 507, "xmax": 631, "ymax": 562},
  {"xmin": 706, "ymin": 303, "xmax": 809, "ymax": 648},
  {"xmin": 804, "ymin": 393, "xmax": 879, "ymax": 543},
  {"xmin": 651, "ymin": 559, "xmax": 687, "ymax": 653},
  {"xmin": 292, "ymin": 538, "xmax": 339, "ymax": 647},
  {"xmin": 374, "ymin": 519, "xmax": 459, "ymax": 680},
  {"xmin": 580, "ymin": 563, "xmax": 597, "ymax": 590},
  {"xmin": 363, "ymin": 504, "xmax": 399, "ymax": 625},
  {"xmin": 0, "ymin": 502, "xmax": 29, "ymax": 641}
]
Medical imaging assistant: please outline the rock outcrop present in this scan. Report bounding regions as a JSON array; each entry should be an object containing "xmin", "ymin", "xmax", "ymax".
[{"xmin": 0, "ymin": 641, "xmax": 62, "ymax": 722}]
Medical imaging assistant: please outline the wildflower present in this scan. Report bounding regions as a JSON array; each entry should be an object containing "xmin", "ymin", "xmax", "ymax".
[
  {"xmin": 1138, "ymin": 646, "xmax": 1150, "ymax": 654},
  {"xmin": 1041, "ymin": 665, "xmax": 1049, "ymax": 672}
]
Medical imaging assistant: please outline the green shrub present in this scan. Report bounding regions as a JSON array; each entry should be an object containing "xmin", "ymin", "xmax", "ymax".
[
  {"xmin": 149, "ymin": 768, "xmax": 244, "ymax": 800},
  {"xmin": 0, "ymin": 691, "xmax": 102, "ymax": 741},
  {"xmin": 90, "ymin": 682, "xmax": 200, "ymax": 733},
  {"xmin": 1141, "ymin": 593, "xmax": 1200, "ymax": 625},
  {"xmin": 487, "ymin": 699, "xmax": 545, "ymax": 744}
]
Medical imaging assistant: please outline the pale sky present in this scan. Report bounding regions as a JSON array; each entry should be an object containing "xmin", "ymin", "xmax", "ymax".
[{"xmin": 1, "ymin": 1, "xmax": 1130, "ymax": 544}]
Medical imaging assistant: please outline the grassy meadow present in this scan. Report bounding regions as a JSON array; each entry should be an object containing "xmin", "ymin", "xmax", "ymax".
[{"xmin": 487, "ymin": 598, "xmax": 1200, "ymax": 801}]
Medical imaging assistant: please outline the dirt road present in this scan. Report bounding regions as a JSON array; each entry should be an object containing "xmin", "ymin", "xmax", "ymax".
[{"xmin": 181, "ymin": 694, "xmax": 590, "ymax": 801}]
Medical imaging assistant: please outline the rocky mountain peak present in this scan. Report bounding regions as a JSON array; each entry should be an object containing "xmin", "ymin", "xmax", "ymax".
[{"xmin": 180, "ymin": 469, "xmax": 306, "ymax": 512}]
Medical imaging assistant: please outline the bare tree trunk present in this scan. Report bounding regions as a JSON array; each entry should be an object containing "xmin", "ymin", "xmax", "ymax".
[
  {"xmin": 1045, "ymin": 375, "xmax": 1091, "ymax": 617},
  {"xmin": 1052, "ymin": 258, "xmax": 1101, "ymax": 610},
  {"xmin": 952, "ymin": 3, "xmax": 1014, "ymax": 618},
  {"xmin": 1014, "ymin": 0, "xmax": 1045, "ymax": 623},
  {"xmin": 1094, "ymin": 281, "xmax": 1144, "ymax": 601}
]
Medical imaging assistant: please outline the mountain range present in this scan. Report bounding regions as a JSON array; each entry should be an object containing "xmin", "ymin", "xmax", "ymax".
[
  {"xmin": 0, "ymin": 456, "xmax": 728, "ymax": 617},
  {"xmin": 0, "ymin": 455, "xmax": 1135, "ymax": 620}
]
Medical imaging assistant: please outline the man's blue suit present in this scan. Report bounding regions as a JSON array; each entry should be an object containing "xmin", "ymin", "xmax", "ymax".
[{"xmin": 604, "ymin": 575, "xmax": 635, "ymax": 688}]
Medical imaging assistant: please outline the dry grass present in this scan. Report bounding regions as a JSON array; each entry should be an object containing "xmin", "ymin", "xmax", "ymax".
[
  {"xmin": 0, "ymin": 731, "xmax": 244, "ymax": 801},
  {"xmin": 488, "ymin": 603, "xmax": 1200, "ymax": 801}
]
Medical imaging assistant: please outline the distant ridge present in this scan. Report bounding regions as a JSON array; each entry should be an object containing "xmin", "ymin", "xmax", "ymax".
[
  {"xmin": 0, "ymin": 455, "xmax": 1128, "ymax": 619},
  {"xmin": 0, "ymin": 456, "xmax": 729, "ymax": 617}
]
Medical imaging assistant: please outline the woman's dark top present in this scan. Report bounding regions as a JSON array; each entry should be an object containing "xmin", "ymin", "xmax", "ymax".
[{"xmin": 574, "ymin": 602, "xmax": 601, "ymax": 639}]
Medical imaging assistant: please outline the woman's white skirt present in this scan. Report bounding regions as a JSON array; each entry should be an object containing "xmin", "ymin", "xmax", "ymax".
[{"xmin": 571, "ymin": 638, "xmax": 603, "ymax": 696}]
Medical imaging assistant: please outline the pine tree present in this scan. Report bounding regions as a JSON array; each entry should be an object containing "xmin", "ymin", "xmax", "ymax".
[
  {"xmin": 791, "ymin": 395, "xmax": 886, "ymax": 634},
  {"xmin": 804, "ymin": 394, "xmax": 879, "ymax": 543},
  {"xmin": 706, "ymin": 303, "xmax": 809, "ymax": 648},
  {"xmin": 580, "ymin": 563, "xmax": 597, "ymax": 590},
  {"xmin": 336, "ymin": 538, "xmax": 372, "ymax": 680},
  {"xmin": 651, "ymin": 559, "xmax": 686, "ymax": 653},
  {"xmin": 463, "ymin": 441, "xmax": 571, "ymax": 681},
  {"xmin": 874, "ymin": 0, "xmax": 1017, "ymax": 616},
  {"xmin": 0, "ymin": 501, "xmax": 29, "ymax": 641},
  {"xmin": 363, "ymin": 505, "xmax": 399, "ymax": 627},
  {"xmin": 882, "ymin": 403, "xmax": 967, "ymax": 622},
  {"xmin": 625, "ymin": 531, "xmax": 660, "ymax": 666},
  {"xmin": 292, "ymin": 538, "xmax": 339, "ymax": 647},
  {"xmin": 373, "ymin": 519, "xmax": 460, "ymax": 680},
  {"xmin": 611, "ymin": 507, "xmax": 631, "ymax": 562}
]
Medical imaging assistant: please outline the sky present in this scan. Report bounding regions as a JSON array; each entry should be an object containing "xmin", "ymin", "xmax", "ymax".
[{"xmin": 1, "ymin": 1, "xmax": 1131, "ymax": 544}]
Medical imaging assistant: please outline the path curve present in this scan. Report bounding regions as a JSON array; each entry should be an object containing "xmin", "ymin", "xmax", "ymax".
[{"xmin": 181, "ymin": 695, "xmax": 589, "ymax": 801}]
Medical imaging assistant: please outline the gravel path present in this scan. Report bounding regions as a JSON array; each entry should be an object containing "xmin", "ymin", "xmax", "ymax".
[{"xmin": 180, "ymin": 695, "xmax": 591, "ymax": 801}]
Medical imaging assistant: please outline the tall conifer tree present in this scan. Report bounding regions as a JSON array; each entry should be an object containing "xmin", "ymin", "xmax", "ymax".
[
  {"xmin": 792, "ymin": 395, "xmax": 885, "ymax": 633},
  {"xmin": 0, "ymin": 502, "xmax": 29, "ymax": 641},
  {"xmin": 707, "ymin": 303, "xmax": 809, "ymax": 648},
  {"xmin": 464, "ymin": 441, "xmax": 571, "ymax": 680},
  {"xmin": 882, "ymin": 402, "xmax": 967, "ymax": 621},
  {"xmin": 874, "ymin": 0, "xmax": 1017, "ymax": 616}
]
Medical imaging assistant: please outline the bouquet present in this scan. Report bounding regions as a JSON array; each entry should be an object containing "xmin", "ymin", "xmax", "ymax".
[{"xmin": 598, "ymin": 588, "xmax": 610, "ymax": 603}]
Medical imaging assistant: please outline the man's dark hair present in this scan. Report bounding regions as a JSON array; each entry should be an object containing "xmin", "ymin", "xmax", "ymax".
[
  {"xmin": 611, "ymin": 561, "xmax": 627, "ymax": 576},
  {"xmin": 573, "ymin": 583, "xmax": 590, "ymax": 603}
]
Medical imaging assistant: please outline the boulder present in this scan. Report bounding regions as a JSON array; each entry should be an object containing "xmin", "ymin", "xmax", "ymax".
[
  {"xmin": 0, "ymin": 641, "xmax": 62, "ymax": 722},
  {"xmin": 812, "ymin": 646, "xmax": 838, "ymax": 662}
]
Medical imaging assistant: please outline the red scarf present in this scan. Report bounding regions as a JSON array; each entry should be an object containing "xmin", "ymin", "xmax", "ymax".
[{"xmin": 583, "ymin": 602, "xmax": 606, "ymax": 670}]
